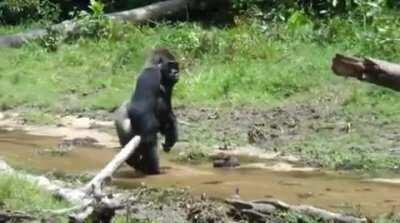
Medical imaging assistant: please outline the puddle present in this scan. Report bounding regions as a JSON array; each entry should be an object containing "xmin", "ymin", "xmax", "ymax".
[
  {"xmin": 0, "ymin": 130, "xmax": 115, "ymax": 173},
  {"xmin": 0, "ymin": 130, "xmax": 399, "ymax": 216}
]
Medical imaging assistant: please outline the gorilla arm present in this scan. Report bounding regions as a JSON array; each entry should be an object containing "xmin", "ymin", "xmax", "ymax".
[
  {"xmin": 160, "ymin": 111, "xmax": 178, "ymax": 152},
  {"xmin": 158, "ymin": 85, "xmax": 178, "ymax": 152}
]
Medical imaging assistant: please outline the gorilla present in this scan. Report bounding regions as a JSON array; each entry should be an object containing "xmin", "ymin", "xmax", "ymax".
[{"xmin": 114, "ymin": 48, "xmax": 179, "ymax": 174}]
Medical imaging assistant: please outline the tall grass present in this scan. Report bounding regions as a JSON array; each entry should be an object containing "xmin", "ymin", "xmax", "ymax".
[{"xmin": 0, "ymin": 173, "xmax": 69, "ymax": 212}]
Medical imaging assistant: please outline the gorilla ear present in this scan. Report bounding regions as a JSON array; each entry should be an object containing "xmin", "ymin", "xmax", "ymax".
[
  {"xmin": 155, "ymin": 56, "xmax": 164, "ymax": 68},
  {"xmin": 151, "ymin": 54, "xmax": 163, "ymax": 68}
]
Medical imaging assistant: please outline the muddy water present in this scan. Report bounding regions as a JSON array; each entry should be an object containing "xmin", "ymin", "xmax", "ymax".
[
  {"xmin": 0, "ymin": 130, "xmax": 116, "ymax": 173},
  {"xmin": 0, "ymin": 130, "xmax": 399, "ymax": 216}
]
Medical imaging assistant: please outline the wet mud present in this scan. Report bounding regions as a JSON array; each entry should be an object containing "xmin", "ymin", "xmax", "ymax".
[{"xmin": 0, "ymin": 130, "xmax": 399, "ymax": 217}]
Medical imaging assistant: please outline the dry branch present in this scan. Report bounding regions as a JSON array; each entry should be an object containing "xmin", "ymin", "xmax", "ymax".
[
  {"xmin": 332, "ymin": 54, "xmax": 400, "ymax": 91},
  {"xmin": 227, "ymin": 199, "xmax": 368, "ymax": 223},
  {"xmin": 83, "ymin": 135, "xmax": 141, "ymax": 194},
  {"xmin": 0, "ymin": 0, "xmax": 191, "ymax": 48}
]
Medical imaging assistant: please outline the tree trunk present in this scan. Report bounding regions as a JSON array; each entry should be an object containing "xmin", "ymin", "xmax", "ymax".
[
  {"xmin": 331, "ymin": 54, "xmax": 400, "ymax": 91},
  {"xmin": 0, "ymin": 0, "xmax": 191, "ymax": 48},
  {"xmin": 106, "ymin": 0, "xmax": 190, "ymax": 23}
]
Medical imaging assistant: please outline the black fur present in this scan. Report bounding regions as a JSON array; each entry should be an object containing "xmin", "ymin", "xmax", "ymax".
[{"xmin": 114, "ymin": 52, "xmax": 178, "ymax": 174}]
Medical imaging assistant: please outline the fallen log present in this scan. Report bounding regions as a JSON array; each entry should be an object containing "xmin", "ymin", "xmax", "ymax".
[
  {"xmin": 0, "ymin": 0, "xmax": 191, "ymax": 47},
  {"xmin": 83, "ymin": 135, "xmax": 141, "ymax": 194},
  {"xmin": 331, "ymin": 54, "xmax": 400, "ymax": 91},
  {"xmin": 227, "ymin": 199, "xmax": 368, "ymax": 223},
  {"xmin": 0, "ymin": 135, "xmax": 141, "ymax": 222},
  {"xmin": 0, "ymin": 0, "xmax": 231, "ymax": 48}
]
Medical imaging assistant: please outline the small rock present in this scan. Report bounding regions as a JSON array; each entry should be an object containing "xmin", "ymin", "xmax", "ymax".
[
  {"xmin": 389, "ymin": 147, "xmax": 400, "ymax": 156},
  {"xmin": 213, "ymin": 155, "xmax": 240, "ymax": 168},
  {"xmin": 62, "ymin": 116, "xmax": 93, "ymax": 129},
  {"xmin": 270, "ymin": 123, "xmax": 279, "ymax": 129},
  {"xmin": 72, "ymin": 117, "xmax": 92, "ymax": 129},
  {"xmin": 297, "ymin": 192, "xmax": 313, "ymax": 199},
  {"xmin": 207, "ymin": 112, "xmax": 219, "ymax": 120},
  {"xmin": 58, "ymin": 137, "xmax": 98, "ymax": 149}
]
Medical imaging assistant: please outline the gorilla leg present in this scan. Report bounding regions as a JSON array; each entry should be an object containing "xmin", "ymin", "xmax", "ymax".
[
  {"xmin": 115, "ymin": 101, "xmax": 149, "ymax": 172},
  {"xmin": 126, "ymin": 134, "xmax": 159, "ymax": 174},
  {"xmin": 126, "ymin": 144, "xmax": 145, "ymax": 170},
  {"xmin": 140, "ymin": 139, "xmax": 159, "ymax": 174}
]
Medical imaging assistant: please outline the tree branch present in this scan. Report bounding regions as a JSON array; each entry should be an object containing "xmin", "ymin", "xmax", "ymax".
[{"xmin": 227, "ymin": 199, "xmax": 368, "ymax": 223}]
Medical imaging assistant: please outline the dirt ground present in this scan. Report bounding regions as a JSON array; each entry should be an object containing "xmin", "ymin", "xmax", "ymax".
[
  {"xmin": 175, "ymin": 100, "xmax": 400, "ymax": 170},
  {"xmin": 2, "ymin": 98, "xmax": 400, "ymax": 171}
]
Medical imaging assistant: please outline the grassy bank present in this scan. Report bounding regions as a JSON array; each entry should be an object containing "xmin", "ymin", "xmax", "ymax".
[
  {"xmin": 1, "ymin": 12, "xmax": 400, "ymax": 173},
  {"xmin": 0, "ymin": 173, "xmax": 69, "ymax": 217}
]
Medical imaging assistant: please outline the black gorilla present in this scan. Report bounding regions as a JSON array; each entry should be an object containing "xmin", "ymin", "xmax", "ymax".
[{"xmin": 114, "ymin": 48, "xmax": 179, "ymax": 174}]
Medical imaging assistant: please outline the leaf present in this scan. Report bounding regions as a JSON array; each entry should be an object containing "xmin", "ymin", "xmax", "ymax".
[{"xmin": 89, "ymin": 0, "xmax": 104, "ymax": 16}]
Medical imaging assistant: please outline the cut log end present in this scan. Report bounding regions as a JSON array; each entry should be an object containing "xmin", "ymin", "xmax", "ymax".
[{"xmin": 331, "ymin": 53, "xmax": 400, "ymax": 91}]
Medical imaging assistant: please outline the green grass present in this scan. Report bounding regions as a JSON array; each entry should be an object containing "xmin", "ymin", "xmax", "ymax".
[
  {"xmin": 20, "ymin": 109, "xmax": 59, "ymax": 124},
  {"xmin": 285, "ymin": 131, "xmax": 400, "ymax": 173},
  {"xmin": 0, "ymin": 173, "xmax": 69, "ymax": 214},
  {"xmin": 0, "ymin": 19, "xmax": 399, "ymax": 112}
]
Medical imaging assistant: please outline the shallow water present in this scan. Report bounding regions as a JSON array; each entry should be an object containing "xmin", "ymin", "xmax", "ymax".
[{"xmin": 0, "ymin": 130, "xmax": 399, "ymax": 216}]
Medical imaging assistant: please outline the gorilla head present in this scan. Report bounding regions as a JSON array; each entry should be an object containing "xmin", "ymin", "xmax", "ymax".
[{"xmin": 147, "ymin": 48, "xmax": 180, "ymax": 87}]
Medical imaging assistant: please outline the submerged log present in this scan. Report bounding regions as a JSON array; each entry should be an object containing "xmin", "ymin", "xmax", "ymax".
[
  {"xmin": 227, "ymin": 199, "xmax": 368, "ymax": 223},
  {"xmin": 331, "ymin": 54, "xmax": 400, "ymax": 91}
]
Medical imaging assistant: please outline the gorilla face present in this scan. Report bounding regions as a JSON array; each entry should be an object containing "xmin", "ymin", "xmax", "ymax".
[
  {"xmin": 160, "ymin": 60, "xmax": 180, "ymax": 86},
  {"xmin": 167, "ymin": 61, "xmax": 179, "ymax": 83}
]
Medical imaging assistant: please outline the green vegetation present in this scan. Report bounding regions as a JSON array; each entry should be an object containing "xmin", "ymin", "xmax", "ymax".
[
  {"xmin": 287, "ymin": 130, "xmax": 400, "ymax": 172},
  {"xmin": 0, "ymin": 1, "xmax": 400, "ymax": 176},
  {"xmin": 20, "ymin": 109, "xmax": 59, "ymax": 124},
  {"xmin": 1, "ymin": 19, "xmax": 399, "ymax": 110},
  {"xmin": 0, "ymin": 173, "xmax": 69, "ymax": 214},
  {"xmin": 2, "ymin": 2, "xmax": 400, "ymax": 220}
]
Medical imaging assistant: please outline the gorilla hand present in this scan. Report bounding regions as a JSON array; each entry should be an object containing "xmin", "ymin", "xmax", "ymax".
[{"xmin": 162, "ymin": 142, "xmax": 173, "ymax": 153}]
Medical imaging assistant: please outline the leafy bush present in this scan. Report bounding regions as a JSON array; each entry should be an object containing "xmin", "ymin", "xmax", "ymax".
[
  {"xmin": 0, "ymin": 0, "xmax": 60, "ymax": 24},
  {"xmin": 68, "ymin": 0, "xmax": 124, "ymax": 41},
  {"xmin": 232, "ymin": 0, "xmax": 396, "ymax": 18}
]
